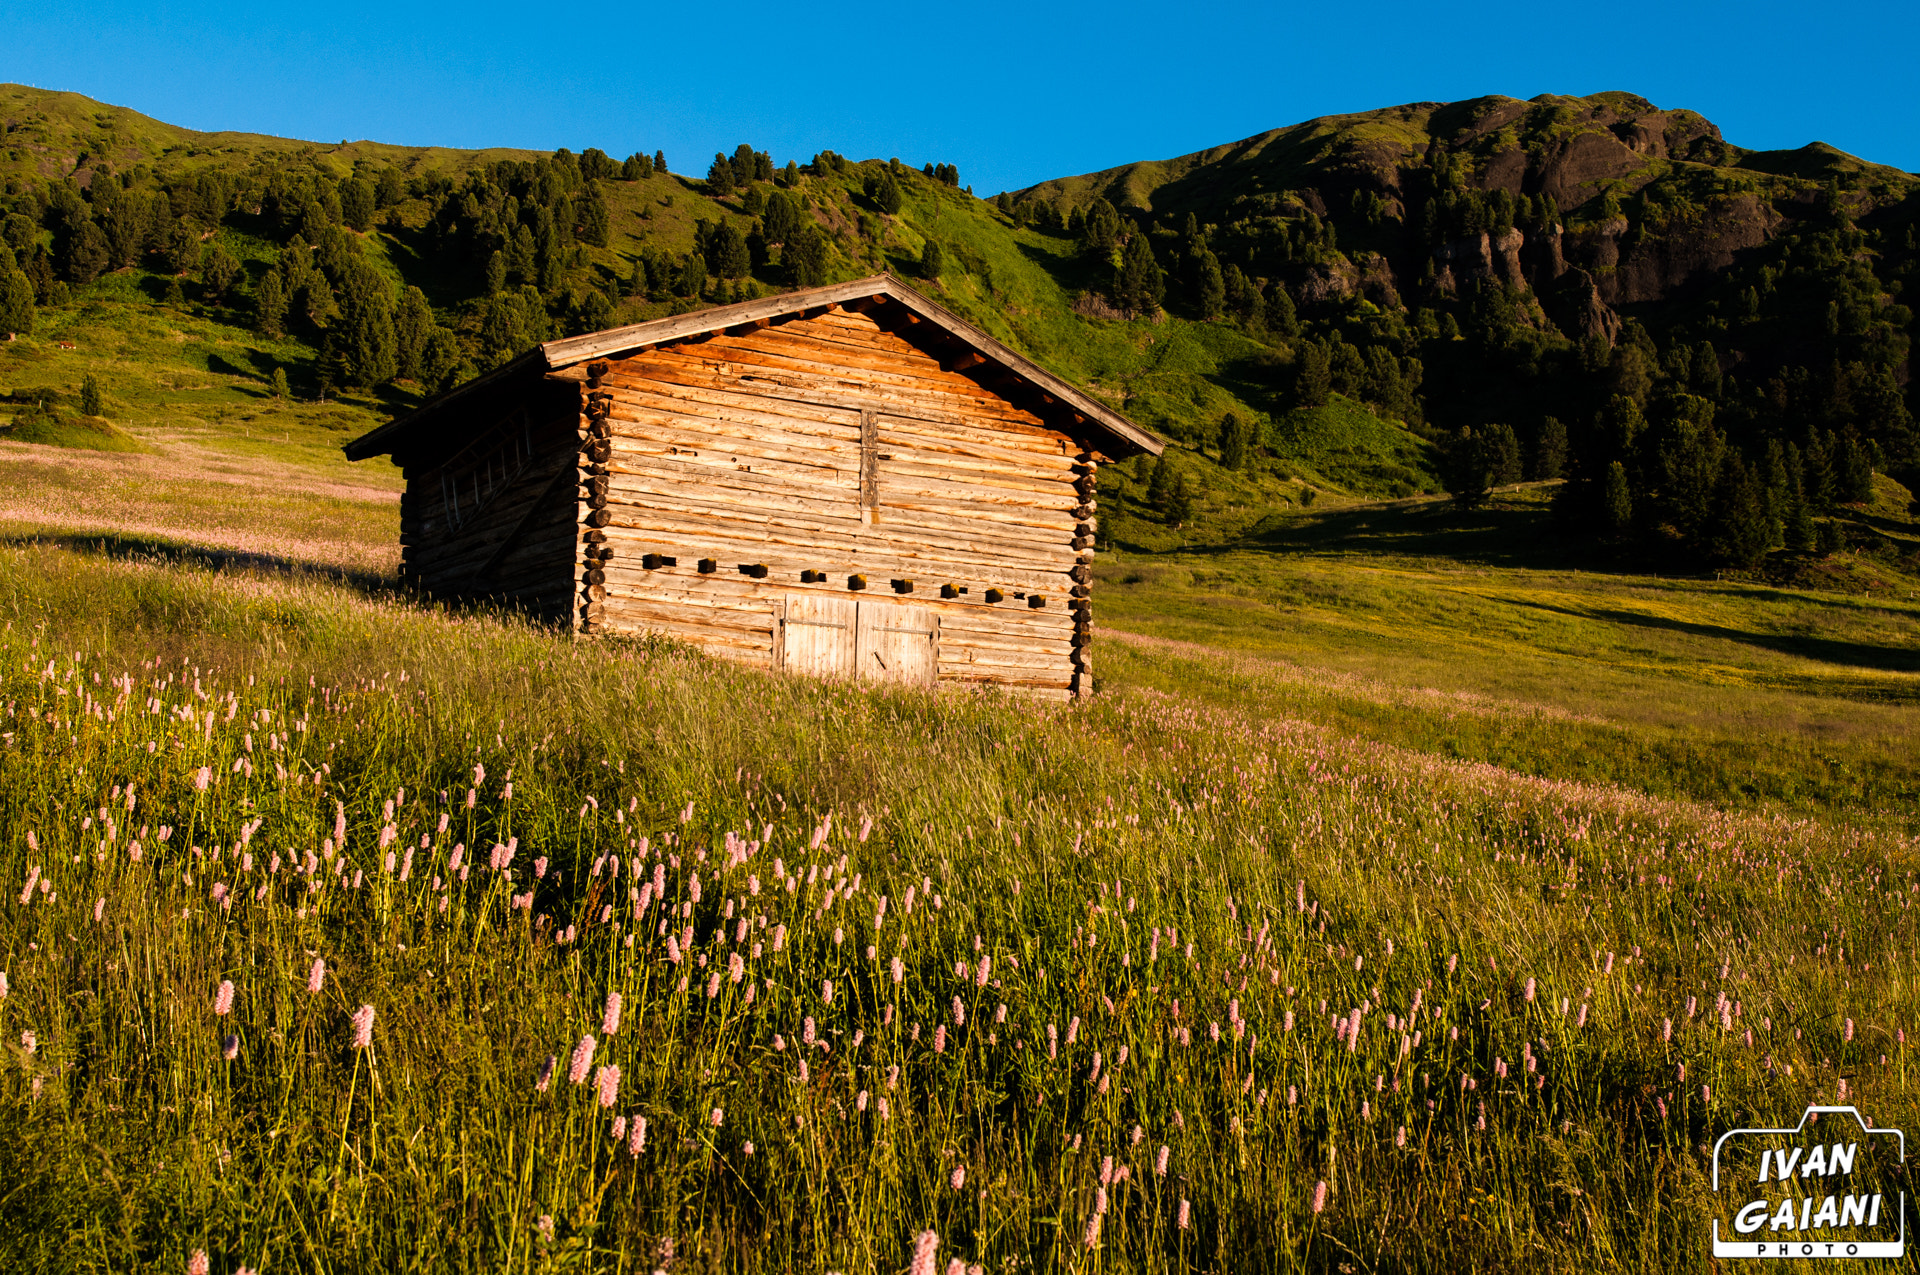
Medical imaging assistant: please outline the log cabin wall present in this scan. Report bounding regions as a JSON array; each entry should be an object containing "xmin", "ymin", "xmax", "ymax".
[
  {"xmin": 396, "ymin": 380, "xmax": 582, "ymax": 623},
  {"xmin": 569, "ymin": 303, "xmax": 1097, "ymax": 699}
]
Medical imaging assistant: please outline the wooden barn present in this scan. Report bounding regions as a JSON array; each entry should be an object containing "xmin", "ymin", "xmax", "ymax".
[{"xmin": 344, "ymin": 274, "xmax": 1163, "ymax": 699}]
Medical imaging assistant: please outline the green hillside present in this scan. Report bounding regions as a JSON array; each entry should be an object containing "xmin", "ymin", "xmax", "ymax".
[{"xmin": 1, "ymin": 84, "xmax": 1917, "ymax": 581}]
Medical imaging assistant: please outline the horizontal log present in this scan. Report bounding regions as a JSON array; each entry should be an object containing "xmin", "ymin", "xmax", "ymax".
[
  {"xmin": 593, "ymin": 506, "xmax": 1077, "ymax": 586},
  {"xmin": 599, "ymin": 478, "xmax": 1076, "ymax": 568},
  {"xmin": 605, "ymin": 358, "xmax": 1067, "ymax": 448}
]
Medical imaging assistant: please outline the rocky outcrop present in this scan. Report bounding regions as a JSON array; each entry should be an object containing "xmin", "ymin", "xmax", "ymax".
[{"xmin": 1565, "ymin": 193, "xmax": 1781, "ymax": 305}]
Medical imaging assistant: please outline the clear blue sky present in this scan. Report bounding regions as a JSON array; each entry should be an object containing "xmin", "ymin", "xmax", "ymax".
[{"xmin": 8, "ymin": 0, "xmax": 1917, "ymax": 191}]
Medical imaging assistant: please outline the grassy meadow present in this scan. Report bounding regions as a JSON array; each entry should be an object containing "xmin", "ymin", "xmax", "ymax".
[
  {"xmin": 0, "ymin": 213, "xmax": 1917, "ymax": 1272},
  {"xmin": 0, "ymin": 482, "xmax": 1917, "ymax": 1273}
]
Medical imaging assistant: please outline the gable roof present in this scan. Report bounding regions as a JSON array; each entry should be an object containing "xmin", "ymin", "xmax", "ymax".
[{"xmin": 343, "ymin": 273, "xmax": 1163, "ymax": 463}]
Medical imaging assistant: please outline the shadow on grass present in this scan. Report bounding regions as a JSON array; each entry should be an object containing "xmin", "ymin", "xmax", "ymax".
[
  {"xmin": 1503, "ymin": 596, "xmax": 1920, "ymax": 677},
  {"xmin": 0, "ymin": 529, "xmax": 398, "ymax": 596},
  {"xmin": 1239, "ymin": 493, "xmax": 1587, "ymax": 568},
  {"xmin": 0, "ymin": 530, "xmax": 582, "ymax": 632}
]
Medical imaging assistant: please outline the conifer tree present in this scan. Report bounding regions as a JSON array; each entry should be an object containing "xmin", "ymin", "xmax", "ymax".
[
  {"xmin": 340, "ymin": 179, "xmax": 376, "ymax": 231},
  {"xmin": 1194, "ymin": 249, "xmax": 1226, "ymax": 320},
  {"xmin": 919, "ymin": 239, "xmax": 944, "ymax": 280},
  {"xmin": 269, "ymin": 367, "xmax": 289, "ymax": 400},
  {"xmin": 1217, "ymin": 412, "xmax": 1247, "ymax": 470},
  {"xmin": 1601, "ymin": 461, "xmax": 1633, "ymax": 534},
  {"xmin": 337, "ymin": 260, "xmax": 398, "ymax": 387},
  {"xmin": 1533, "ymin": 416, "xmax": 1567, "ymax": 480},
  {"xmin": 1080, "ymin": 199, "xmax": 1121, "ymax": 256},
  {"xmin": 654, "ymin": 150, "xmax": 667, "ymax": 174},
  {"xmin": 485, "ymin": 250, "xmax": 507, "ymax": 295},
  {"xmin": 63, "ymin": 221, "xmax": 111, "ymax": 284},
  {"xmin": 200, "ymin": 244, "xmax": 240, "ymax": 303},
  {"xmin": 1706, "ymin": 453, "xmax": 1771, "ymax": 568},
  {"xmin": 707, "ymin": 155, "xmax": 735, "ymax": 196},
  {"xmin": 0, "ymin": 257, "xmax": 34, "ymax": 338},
  {"xmin": 1785, "ymin": 473, "xmax": 1816, "ymax": 551},
  {"xmin": 1146, "ymin": 455, "xmax": 1173, "ymax": 512},
  {"xmin": 1293, "ymin": 342, "xmax": 1330, "ymax": 409},
  {"xmin": 1268, "ymin": 284, "xmax": 1299, "ymax": 339},
  {"xmin": 1166, "ymin": 472, "xmax": 1195, "ymax": 526},
  {"xmin": 1838, "ymin": 433, "xmax": 1874, "ymax": 504},
  {"xmin": 679, "ymin": 252, "xmax": 708, "ymax": 297},
  {"xmin": 785, "ymin": 224, "xmax": 829, "ymax": 287},
  {"xmin": 254, "ymin": 270, "xmax": 287, "ymax": 338},
  {"xmin": 1111, "ymin": 233, "xmax": 1164, "ymax": 315},
  {"xmin": 393, "ymin": 286, "xmax": 434, "ymax": 381},
  {"xmin": 762, "ymin": 192, "xmax": 801, "ymax": 246},
  {"xmin": 79, "ymin": 374, "xmax": 103, "ymax": 417},
  {"xmin": 710, "ymin": 222, "xmax": 750, "ymax": 279}
]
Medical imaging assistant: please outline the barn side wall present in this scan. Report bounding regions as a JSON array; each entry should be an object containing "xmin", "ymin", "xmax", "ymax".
[
  {"xmin": 572, "ymin": 307, "xmax": 1095, "ymax": 698},
  {"xmin": 396, "ymin": 381, "xmax": 582, "ymax": 622}
]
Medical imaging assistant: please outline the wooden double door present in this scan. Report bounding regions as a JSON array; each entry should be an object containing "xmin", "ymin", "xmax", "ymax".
[{"xmin": 782, "ymin": 596, "xmax": 939, "ymax": 687}]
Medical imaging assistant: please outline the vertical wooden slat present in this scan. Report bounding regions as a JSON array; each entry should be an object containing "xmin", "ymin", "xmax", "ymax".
[
  {"xmin": 855, "ymin": 600, "xmax": 938, "ymax": 687},
  {"xmin": 782, "ymin": 595, "xmax": 857, "ymax": 677}
]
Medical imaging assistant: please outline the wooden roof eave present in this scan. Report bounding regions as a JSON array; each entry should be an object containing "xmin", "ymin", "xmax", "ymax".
[
  {"xmin": 345, "ymin": 274, "xmax": 1164, "ymax": 463},
  {"xmin": 342, "ymin": 347, "xmax": 552, "ymax": 462}
]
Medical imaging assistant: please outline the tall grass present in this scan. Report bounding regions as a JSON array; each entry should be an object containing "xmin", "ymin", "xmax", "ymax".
[{"xmin": 1, "ymin": 544, "xmax": 1916, "ymax": 1273}]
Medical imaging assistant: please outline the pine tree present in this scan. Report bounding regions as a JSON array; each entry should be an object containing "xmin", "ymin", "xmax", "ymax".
[
  {"xmin": 0, "ymin": 259, "xmax": 34, "ymax": 338},
  {"xmin": 1217, "ymin": 412, "xmax": 1246, "ymax": 471},
  {"xmin": 485, "ymin": 250, "xmax": 507, "ymax": 295},
  {"xmin": 254, "ymin": 270, "xmax": 287, "ymax": 338},
  {"xmin": 1601, "ymin": 461, "xmax": 1633, "ymax": 534},
  {"xmin": 919, "ymin": 239, "xmax": 944, "ymax": 279},
  {"xmin": 269, "ymin": 367, "xmax": 290, "ymax": 400},
  {"xmin": 340, "ymin": 179, "xmax": 376, "ymax": 231},
  {"xmin": 1268, "ymin": 284, "xmax": 1299, "ymax": 339},
  {"xmin": 63, "ymin": 221, "xmax": 111, "ymax": 284},
  {"xmin": 1166, "ymin": 472, "xmax": 1195, "ymax": 526},
  {"xmin": 79, "ymin": 374, "xmax": 103, "ymax": 417},
  {"xmin": 1704, "ymin": 452, "xmax": 1770, "ymax": 568},
  {"xmin": 1838, "ymin": 433, "xmax": 1875, "ymax": 503},
  {"xmin": 1080, "ymin": 199, "xmax": 1122, "ymax": 255},
  {"xmin": 786, "ymin": 224, "xmax": 830, "ymax": 287},
  {"xmin": 337, "ymin": 260, "xmax": 398, "ymax": 387},
  {"xmin": 654, "ymin": 150, "xmax": 667, "ymax": 175},
  {"xmin": 762, "ymin": 192, "xmax": 801, "ymax": 246},
  {"xmin": 1111, "ymin": 233, "xmax": 1164, "ymax": 315},
  {"xmin": 710, "ymin": 223, "xmax": 750, "ymax": 279},
  {"xmin": 200, "ymin": 244, "xmax": 240, "ymax": 303},
  {"xmin": 1293, "ymin": 342, "xmax": 1331, "ymax": 409},
  {"xmin": 867, "ymin": 173, "xmax": 904, "ymax": 216},
  {"xmin": 1817, "ymin": 518, "xmax": 1845, "ymax": 555},
  {"xmin": 1146, "ymin": 455, "xmax": 1173, "ymax": 513},
  {"xmin": 1785, "ymin": 479, "xmax": 1816, "ymax": 552},
  {"xmin": 1532, "ymin": 416, "xmax": 1567, "ymax": 480},
  {"xmin": 679, "ymin": 251, "xmax": 708, "ymax": 297},
  {"xmin": 393, "ymin": 287, "xmax": 434, "ymax": 381},
  {"xmin": 707, "ymin": 154, "xmax": 735, "ymax": 196},
  {"xmin": 580, "ymin": 189, "xmax": 611, "ymax": 247},
  {"xmin": 1194, "ymin": 250, "xmax": 1226, "ymax": 320}
]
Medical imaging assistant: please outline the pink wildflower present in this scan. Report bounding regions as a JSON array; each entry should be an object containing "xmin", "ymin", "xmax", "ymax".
[
  {"xmin": 569, "ymin": 1035, "xmax": 596, "ymax": 1084},
  {"xmin": 350, "ymin": 1004, "xmax": 375, "ymax": 1050},
  {"xmin": 214, "ymin": 980, "xmax": 235, "ymax": 1016},
  {"xmin": 307, "ymin": 959, "xmax": 325, "ymax": 994},
  {"xmin": 603, "ymin": 992, "xmax": 623, "ymax": 1036}
]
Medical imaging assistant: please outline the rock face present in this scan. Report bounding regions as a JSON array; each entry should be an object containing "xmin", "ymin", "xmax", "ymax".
[{"xmin": 1017, "ymin": 91, "xmax": 1915, "ymax": 345}]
